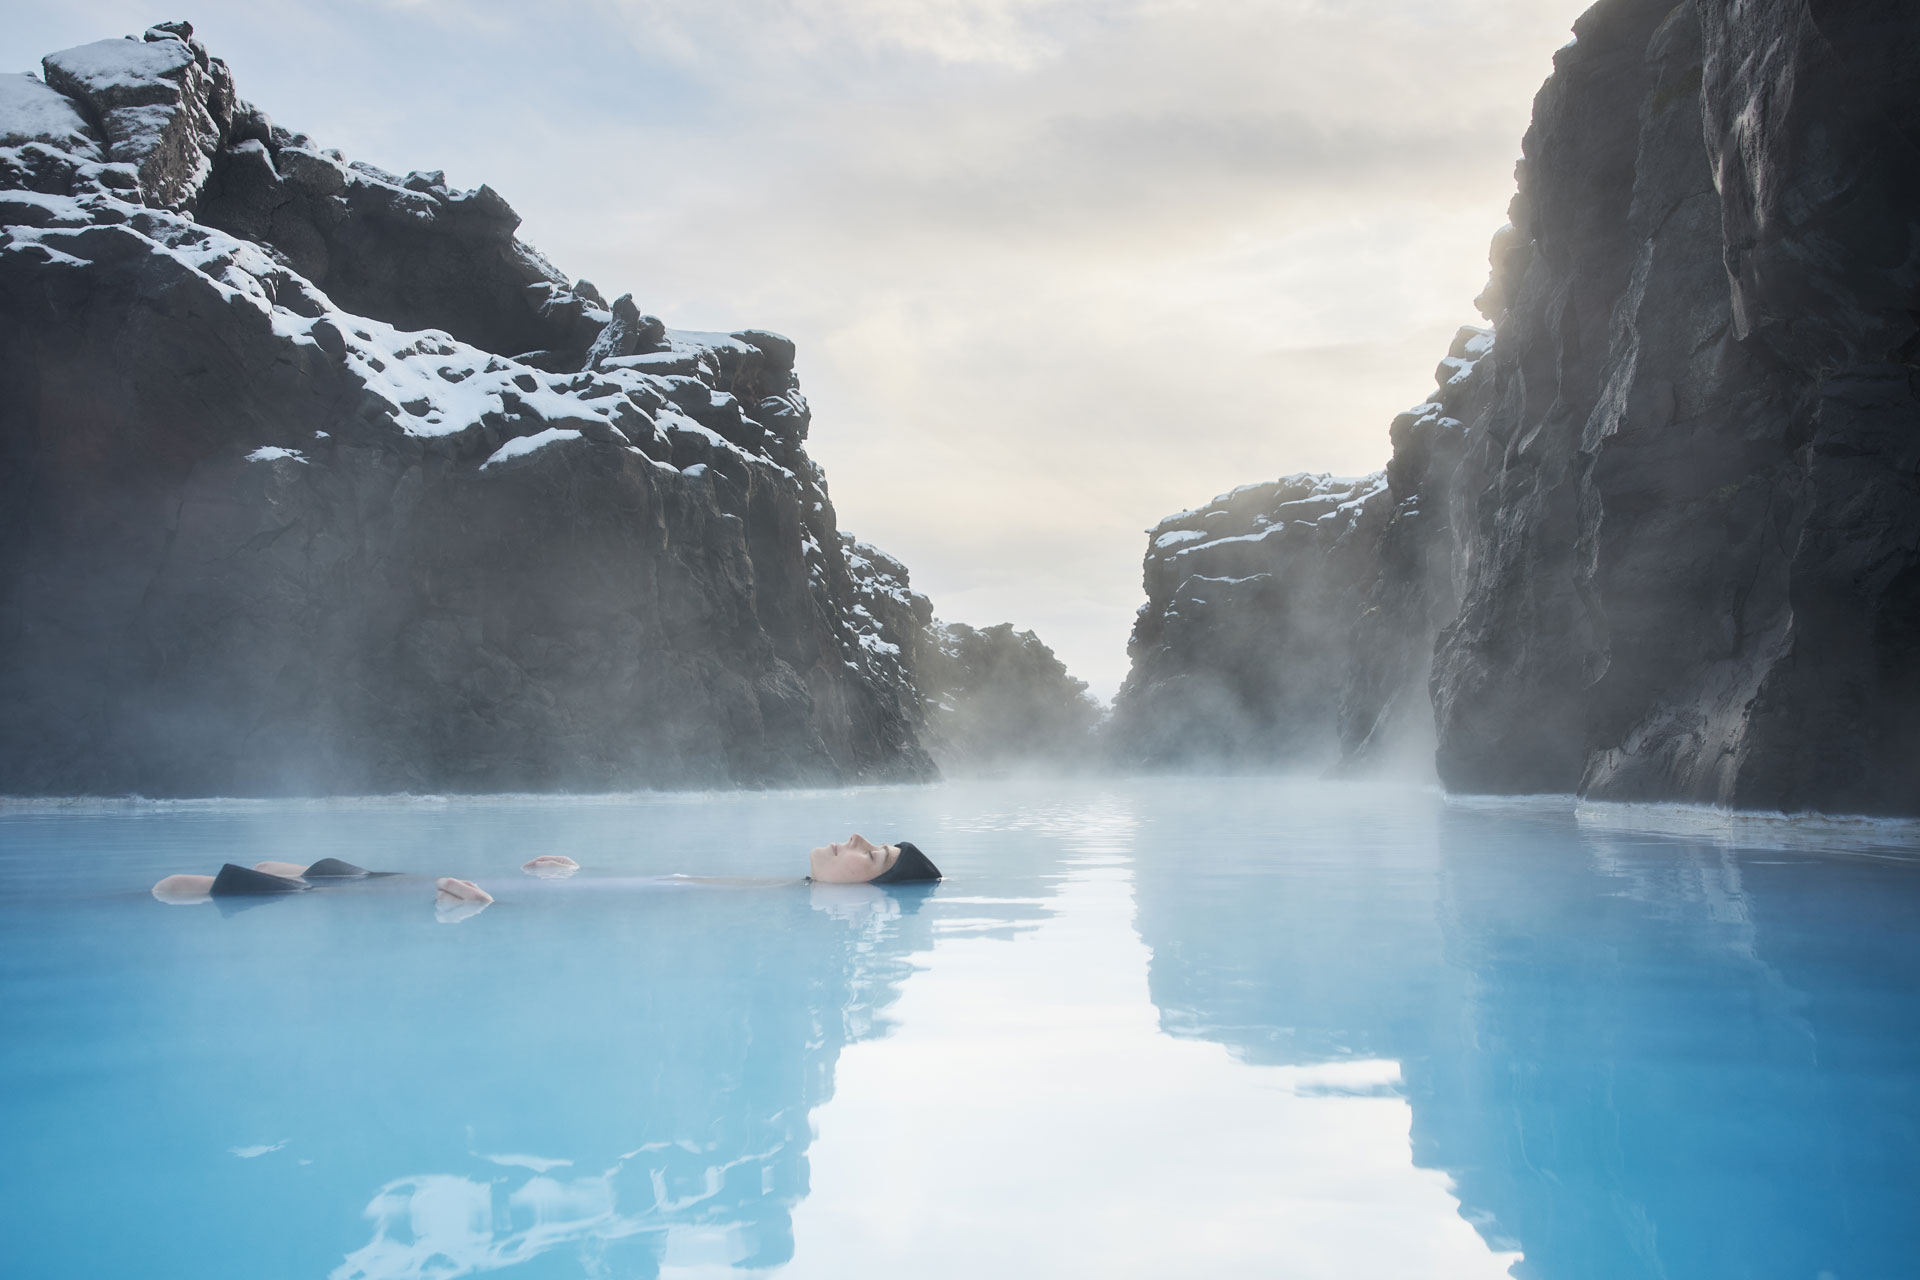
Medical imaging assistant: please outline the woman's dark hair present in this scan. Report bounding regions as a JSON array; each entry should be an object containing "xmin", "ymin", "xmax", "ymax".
[{"xmin": 872, "ymin": 841, "xmax": 941, "ymax": 884}]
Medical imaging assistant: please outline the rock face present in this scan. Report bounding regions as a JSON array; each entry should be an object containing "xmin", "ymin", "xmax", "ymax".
[
  {"xmin": 39, "ymin": 23, "xmax": 235, "ymax": 213},
  {"xmin": 1335, "ymin": 326, "xmax": 1498, "ymax": 775},
  {"xmin": 917, "ymin": 621, "xmax": 1102, "ymax": 773},
  {"xmin": 1111, "ymin": 474, "xmax": 1391, "ymax": 767},
  {"xmin": 1116, "ymin": 0, "xmax": 1920, "ymax": 814},
  {"xmin": 1434, "ymin": 0, "xmax": 1920, "ymax": 814},
  {"xmin": 0, "ymin": 23, "xmax": 934, "ymax": 794}
]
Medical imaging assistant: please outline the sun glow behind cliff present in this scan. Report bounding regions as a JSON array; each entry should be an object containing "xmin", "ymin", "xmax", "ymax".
[{"xmin": 10, "ymin": 0, "xmax": 1594, "ymax": 697}]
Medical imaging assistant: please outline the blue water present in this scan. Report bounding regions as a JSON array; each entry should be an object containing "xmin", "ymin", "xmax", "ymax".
[{"xmin": 1, "ymin": 778, "xmax": 1916, "ymax": 1280}]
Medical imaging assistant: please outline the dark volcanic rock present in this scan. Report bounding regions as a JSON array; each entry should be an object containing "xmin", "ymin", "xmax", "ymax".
[
  {"xmin": 832, "ymin": 539, "xmax": 1103, "ymax": 774},
  {"xmin": 197, "ymin": 137, "xmax": 608, "ymax": 368},
  {"xmin": 1336, "ymin": 325, "xmax": 1495, "ymax": 775},
  {"xmin": 0, "ymin": 25, "xmax": 935, "ymax": 795},
  {"xmin": 1433, "ymin": 0, "xmax": 1920, "ymax": 814},
  {"xmin": 41, "ymin": 24, "xmax": 235, "ymax": 213},
  {"xmin": 1678, "ymin": 0, "xmax": 1920, "ymax": 812},
  {"xmin": 1116, "ymin": 0, "xmax": 1920, "ymax": 814},
  {"xmin": 916, "ymin": 621, "xmax": 1102, "ymax": 774},
  {"xmin": 1110, "ymin": 474, "xmax": 1391, "ymax": 767},
  {"xmin": 1434, "ymin": 0, "xmax": 1738, "ymax": 799}
]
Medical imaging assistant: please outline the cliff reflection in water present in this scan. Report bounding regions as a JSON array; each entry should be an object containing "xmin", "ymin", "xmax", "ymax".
[
  {"xmin": 5, "ymin": 783, "xmax": 1916, "ymax": 1279},
  {"xmin": 1130, "ymin": 783, "xmax": 1920, "ymax": 1280}
]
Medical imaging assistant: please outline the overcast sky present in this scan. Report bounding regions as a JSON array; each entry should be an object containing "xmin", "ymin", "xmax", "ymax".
[{"xmin": 16, "ymin": 1, "xmax": 1591, "ymax": 698}]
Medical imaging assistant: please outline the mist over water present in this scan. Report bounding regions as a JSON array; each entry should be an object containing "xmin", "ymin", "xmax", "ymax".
[{"xmin": 2, "ymin": 778, "xmax": 1916, "ymax": 1278}]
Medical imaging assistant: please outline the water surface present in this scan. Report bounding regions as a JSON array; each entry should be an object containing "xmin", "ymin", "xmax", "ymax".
[{"xmin": 1, "ymin": 778, "xmax": 1915, "ymax": 1279}]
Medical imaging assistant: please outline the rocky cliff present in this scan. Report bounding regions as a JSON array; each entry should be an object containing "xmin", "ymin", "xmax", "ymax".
[
  {"xmin": 918, "ymin": 621, "xmax": 1102, "ymax": 773},
  {"xmin": 1111, "ymin": 473, "xmax": 1391, "ymax": 767},
  {"xmin": 1115, "ymin": 0, "xmax": 1920, "ymax": 814},
  {"xmin": 0, "ymin": 23, "xmax": 936, "ymax": 794}
]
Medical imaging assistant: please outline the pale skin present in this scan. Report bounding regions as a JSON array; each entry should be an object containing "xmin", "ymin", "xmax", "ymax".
[
  {"xmin": 807, "ymin": 834, "xmax": 901, "ymax": 884},
  {"xmin": 151, "ymin": 873, "xmax": 215, "ymax": 903},
  {"xmin": 434, "ymin": 877, "xmax": 492, "ymax": 924},
  {"xmin": 435, "ymin": 877, "xmax": 492, "ymax": 904}
]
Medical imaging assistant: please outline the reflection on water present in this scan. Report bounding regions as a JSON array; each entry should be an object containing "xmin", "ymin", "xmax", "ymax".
[
  {"xmin": 1131, "ymin": 782, "xmax": 1920, "ymax": 1280},
  {"xmin": 320, "ymin": 884, "xmax": 947, "ymax": 1279},
  {"xmin": 1419, "ymin": 806, "xmax": 1919, "ymax": 1280},
  {"xmin": 781, "ymin": 799, "xmax": 1516, "ymax": 1280},
  {"xmin": 335, "ymin": 898, "xmax": 913, "ymax": 1277},
  {"xmin": 0, "ymin": 780, "xmax": 1916, "ymax": 1279},
  {"xmin": 0, "ymin": 791, "xmax": 959, "ymax": 1279}
]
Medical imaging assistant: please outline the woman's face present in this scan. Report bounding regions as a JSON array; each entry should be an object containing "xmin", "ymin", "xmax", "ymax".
[{"xmin": 809, "ymin": 834, "xmax": 900, "ymax": 884}]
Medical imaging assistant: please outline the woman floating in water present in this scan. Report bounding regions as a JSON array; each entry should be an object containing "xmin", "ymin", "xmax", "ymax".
[
  {"xmin": 150, "ymin": 836, "xmax": 938, "ymax": 906},
  {"xmin": 808, "ymin": 836, "xmax": 941, "ymax": 884},
  {"xmin": 150, "ymin": 858, "xmax": 391, "ymax": 902}
]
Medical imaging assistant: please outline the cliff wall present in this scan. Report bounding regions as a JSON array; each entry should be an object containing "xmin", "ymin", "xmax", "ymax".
[
  {"xmin": 1111, "ymin": 473, "xmax": 1390, "ymax": 767},
  {"xmin": 1114, "ymin": 0, "xmax": 1920, "ymax": 814},
  {"xmin": 918, "ymin": 621, "xmax": 1102, "ymax": 774},
  {"xmin": 0, "ymin": 23, "xmax": 934, "ymax": 794},
  {"xmin": 1435, "ymin": 0, "xmax": 1920, "ymax": 813}
]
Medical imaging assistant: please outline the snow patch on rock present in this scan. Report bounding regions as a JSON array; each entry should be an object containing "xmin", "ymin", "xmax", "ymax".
[
  {"xmin": 40, "ymin": 28, "xmax": 231, "ymax": 211},
  {"xmin": 0, "ymin": 74, "xmax": 101, "ymax": 158},
  {"xmin": 481, "ymin": 427, "xmax": 583, "ymax": 469}
]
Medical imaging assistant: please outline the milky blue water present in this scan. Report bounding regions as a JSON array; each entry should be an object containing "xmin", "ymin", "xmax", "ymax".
[{"xmin": 1, "ymin": 778, "xmax": 1917, "ymax": 1280}]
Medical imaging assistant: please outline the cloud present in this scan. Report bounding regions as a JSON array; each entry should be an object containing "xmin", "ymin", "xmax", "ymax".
[
  {"xmin": 600, "ymin": 0, "xmax": 1088, "ymax": 68},
  {"xmin": 12, "ymin": 0, "xmax": 1593, "ymax": 696}
]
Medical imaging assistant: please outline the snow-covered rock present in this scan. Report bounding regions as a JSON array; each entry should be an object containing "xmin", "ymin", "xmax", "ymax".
[
  {"xmin": 0, "ymin": 73, "xmax": 102, "ymax": 158},
  {"xmin": 0, "ymin": 23, "xmax": 934, "ymax": 794},
  {"xmin": 40, "ymin": 23, "xmax": 234, "ymax": 211}
]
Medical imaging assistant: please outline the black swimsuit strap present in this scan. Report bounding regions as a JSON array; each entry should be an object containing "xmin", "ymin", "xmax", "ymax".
[{"xmin": 210, "ymin": 863, "xmax": 308, "ymax": 896}]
